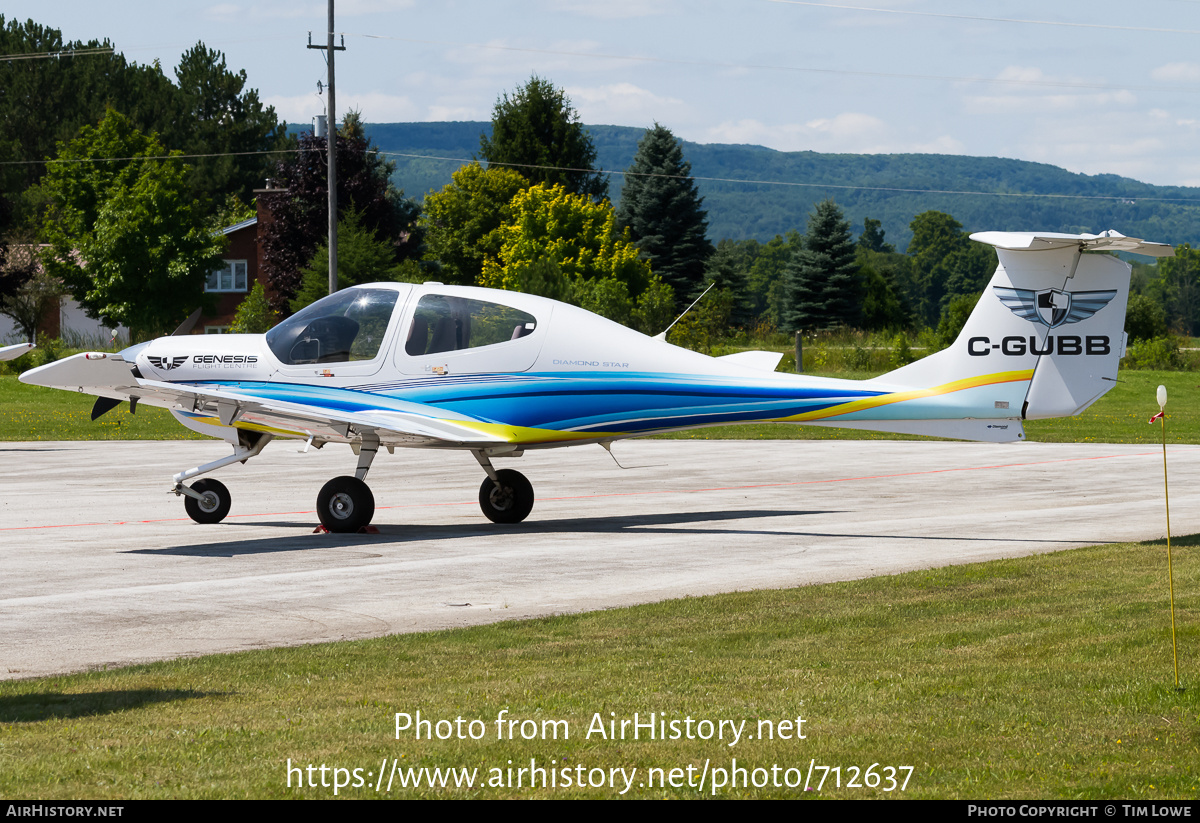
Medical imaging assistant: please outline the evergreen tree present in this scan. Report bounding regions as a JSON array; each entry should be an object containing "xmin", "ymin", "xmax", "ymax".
[
  {"xmin": 172, "ymin": 42, "xmax": 290, "ymax": 207},
  {"xmin": 479, "ymin": 76, "xmax": 608, "ymax": 200},
  {"xmin": 616, "ymin": 124, "xmax": 713, "ymax": 304},
  {"xmin": 783, "ymin": 200, "xmax": 859, "ymax": 331}
]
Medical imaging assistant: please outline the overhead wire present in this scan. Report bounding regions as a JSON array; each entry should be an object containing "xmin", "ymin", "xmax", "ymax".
[
  {"xmin": 9, "ymin": 146, "xmax": 1194, "ymax": 205},
  {"xmin": 0, "ymin": 47, "xmax": 114, "ymax": 63}
]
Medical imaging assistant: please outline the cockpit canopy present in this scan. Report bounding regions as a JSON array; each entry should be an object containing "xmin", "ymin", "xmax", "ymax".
[{"xmin": 266, "ymin": 288, "xmax": 399, "ymax": 365}]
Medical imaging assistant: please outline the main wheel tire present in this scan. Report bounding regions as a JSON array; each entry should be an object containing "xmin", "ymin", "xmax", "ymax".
[
  {"xmin": 317, "ymin": 475, "xmax": 375, "ymax": 533},
  {"xmin": 478, "ymin": 469, "xmax": 534, "ymax": 524},
  {"xmin": 184, "ymin": 478, "xmax": 231, "ymax": 524}
]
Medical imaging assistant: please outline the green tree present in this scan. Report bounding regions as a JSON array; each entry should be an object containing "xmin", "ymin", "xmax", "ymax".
[
  {"xmin": 783, "ymin": 199, "xmax": 859, "ymax": 331},
  {"xmin": 229, "ymin": 281, "xmax": 277, "ymax": 334},
  {"xmin": 701, "ymin": 240, "xmax": 754, "ymax": 327},
  {"xmin": 480, "ymin": 183, "xmax": 650, "ymax": 296},
  {"xmin": 292, "ymin": 210, "xmax": 421, "ymax": 311},
  {"xmin": 858, "ymin": 255, "xmax": 909, "ymax": 331},
  {"xmin": 41, "ymin": 109, "xmax": 223, "ymax": 340},
  {"xmin": 0, "ymin": 21, "xmax": 282, "ymax": 235},
  {"xmin": 479, "ymin": 76, "xmax": 608, "ymax": 200},
  {"xmin": 1124, "ymin": 293, "xmax": 1168, "ymax": 342},
  {"xmin": 171, "ymin": 42, "xmax": 290, "ymax": 207},
  {"xmin": 479, "ymin": 183, "xmax": 673, "ymax": 328},
  {"xmin": 258, "ymin": 111, "xmax": 424, "ymax": 312},
  {"xmin": 858, "ymin": 217, "xmax": 894, "ymax": 253},
  {"xmin": 422, "ymin": 162, "xmax": 528, "ymax": 285},
  {"xmin": 905, "ymin": 211, "xmax": 995, "ymax": 327},
  {"xmin": 1148, "ymin": 244, "xmax": 1200, "ymax": 335},
  {"xmin": 746, "ymin": 232, "xmax": 801, "ymax": 327},
  {"xmin": 616, "ymin": 124, "xmax": 712, "ymax": 302},
  {"xmin": 935, "ymin": 292, "xmax": 981, "ymax": 348}
]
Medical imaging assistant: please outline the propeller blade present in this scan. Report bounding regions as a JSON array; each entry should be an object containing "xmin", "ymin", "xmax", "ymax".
[{"xmin": 90, "ymin": 396, "xmax": 123, "ymax": 421}]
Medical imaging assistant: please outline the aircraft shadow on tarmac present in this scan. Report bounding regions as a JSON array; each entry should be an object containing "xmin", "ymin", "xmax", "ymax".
[
  {"xmin": 124, "ymin": 507, "xmax": 1087, "ymax": 558},
  {"xmin": 0, "ymin": 689, "xmax": 218, "ymax": 722},
  {"xmin": 126, "ymin": 508, "xmax": 837, "ymax": 557}
]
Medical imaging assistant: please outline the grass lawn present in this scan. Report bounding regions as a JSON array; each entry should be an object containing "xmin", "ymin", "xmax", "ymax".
[
  {"xmin": 0, "ymin": 374, "xmax": 203, "ymax": 441},
  {"xmin": 0, "ymin": 536, "xmax": 1195, "ymax": 799}
]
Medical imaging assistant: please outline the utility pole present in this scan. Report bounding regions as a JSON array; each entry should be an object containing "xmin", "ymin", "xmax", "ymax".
[{"xmin": 307, "ymin": 2, "xmax": 346, "ymax": 296}]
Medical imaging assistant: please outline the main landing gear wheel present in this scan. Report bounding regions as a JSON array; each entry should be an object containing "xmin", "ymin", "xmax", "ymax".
[
  {"xmin": 478, "ymin": 469, "xmax": 534, "ymax": 524},
  {"xmin": 184, "ymin": 478, "xmax": 231, "ymax": 524},
  {"xmin": 317, "ymin": 475, "xmax": 375, "ymax": 533}
]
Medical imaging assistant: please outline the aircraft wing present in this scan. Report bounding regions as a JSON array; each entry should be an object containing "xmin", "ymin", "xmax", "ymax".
[
  {"xmin": 0, "ymin": 342, "xmax": 34, "ymax": 361},
  {"xmin": 19, "ymin": 352, "xmax": 511, "ymax": 448}
]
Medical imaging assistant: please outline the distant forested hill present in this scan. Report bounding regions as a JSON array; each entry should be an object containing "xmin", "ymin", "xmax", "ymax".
[{"xmin": 362, "ymin": 121, "xmax": 1200, "ymax": 251}]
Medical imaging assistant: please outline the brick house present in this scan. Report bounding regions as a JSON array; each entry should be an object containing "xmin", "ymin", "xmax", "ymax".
[{"xmin": 196, "ymin": 188, "xmax": 282, "ymax": 334}]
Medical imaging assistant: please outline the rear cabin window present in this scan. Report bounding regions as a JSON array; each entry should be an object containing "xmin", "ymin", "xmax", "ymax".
[{"xmin": 405, "ymin": 295, "xmax": 537, "ymax": 357}]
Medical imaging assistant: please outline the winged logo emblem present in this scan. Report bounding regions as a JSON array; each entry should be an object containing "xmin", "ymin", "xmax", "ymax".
[
  {"xmin": 148, "ymin": 356, "xmax": 189, "ymax": 371},
  {"xmin": 993, "ymin": 287, "xmax": 1117, "ymax": 329}
]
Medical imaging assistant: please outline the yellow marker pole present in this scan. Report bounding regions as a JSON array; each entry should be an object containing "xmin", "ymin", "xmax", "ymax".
[{"xmin": 1155, "ymin": 385, "xmax": 1180, "ymax": 690}]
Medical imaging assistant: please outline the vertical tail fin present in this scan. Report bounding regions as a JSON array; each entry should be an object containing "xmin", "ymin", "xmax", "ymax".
[{"xmin": 866, "ymin": 231, "xmax": 1172, "ymax": 434}]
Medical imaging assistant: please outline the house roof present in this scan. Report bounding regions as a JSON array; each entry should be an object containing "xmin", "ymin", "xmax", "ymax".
[{"xmin": 221, "ymin": 217, "xmax": 258, "ymax": 235}]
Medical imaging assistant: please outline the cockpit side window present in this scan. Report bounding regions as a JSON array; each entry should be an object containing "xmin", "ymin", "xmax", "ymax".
[
  {"xmin": 266, "ymin": 289, "xmax": 399, "ymax": 365},
  {"xmin": 405, "ymin": 295, "xmax": 537, "ymax": 357}
]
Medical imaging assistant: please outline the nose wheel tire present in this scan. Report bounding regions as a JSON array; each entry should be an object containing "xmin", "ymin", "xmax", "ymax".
[
  {"xmin": 184, "ymin": 478, "xmax": 232, "ymax": 524},
  {"xmin": 317, "ymin": 475, "xmax": 375, "ymax": 533},
  {"xmin": 478, "ymin": 469, "xmax": 534, "ymax": 524}
]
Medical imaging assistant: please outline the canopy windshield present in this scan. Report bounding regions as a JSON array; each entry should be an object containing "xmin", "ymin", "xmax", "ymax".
[{"xmin": 267, "ymin": 289, "xmax": 400, "ymax": 365}]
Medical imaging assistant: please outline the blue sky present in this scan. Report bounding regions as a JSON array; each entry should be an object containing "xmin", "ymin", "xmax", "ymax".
[{"xmin": 8, "ymin": 1, "xmax": 1200, "ymax": 186}]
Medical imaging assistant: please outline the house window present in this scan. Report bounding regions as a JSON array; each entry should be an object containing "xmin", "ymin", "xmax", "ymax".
[
  {"xmin": 206, "ymin": 260, "xmax": 248, "ymax": 292},
  {"xmin": 205, "ymin": 326, "xmax": 230, "ymax": 334}
]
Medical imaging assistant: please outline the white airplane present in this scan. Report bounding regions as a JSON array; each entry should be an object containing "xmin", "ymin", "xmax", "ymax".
[{"xmin": 19, "ymin": 230, "xmax": 1172, "ymax": 532}]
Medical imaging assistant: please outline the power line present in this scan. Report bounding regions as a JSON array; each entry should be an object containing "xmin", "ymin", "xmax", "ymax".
[
  {"xmin": 0, "ymin": 47, "xmax": 114, "ymax": 63},
  {"xmin": 768, "ymin": 1, "xmax": 1200, "ymax": 36},
  {"xmin": 344, "ymin": 32, "xmax": 1200, "ymax": 94},
  {"xmin": 377, "ymin": 150, "xmax": 1200, "ymax": 205},
  {"xmin": 6, "ymin": 145, "xmax": 1200, "ymax": 206}
]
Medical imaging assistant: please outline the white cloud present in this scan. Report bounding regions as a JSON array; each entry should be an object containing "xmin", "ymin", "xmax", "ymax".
[
  {"xmin": 909, "ymin": 135, "xmax": 966, "ymax": 155},
  {"xmin": 963, "ymin": 66, "xmax": 1137, "ymax": 114},
  {"xmin": 804, "ymin": 112, "xmax": 887, "ymax": 140},
  {"xmin": 547, "ymin": 0, "xmax": 676, "ymax": 19},
  {"xmin": 203, "ymin": 4, "xmax": 240, "ymax": 22},
  {"xmin": 426, "ymin": 104, "xmax": 486, "ymax": 121},
  {"xmin": 338, "ymin": 0, "xmax": 415, "ymax": 13},
  {"xmin": 1151, "ymin": 62, "xmax": 1200, "ymax": 83},
  {"xmin": 565, "ymin": 83, "xmax": 687, "ymax": 125}
]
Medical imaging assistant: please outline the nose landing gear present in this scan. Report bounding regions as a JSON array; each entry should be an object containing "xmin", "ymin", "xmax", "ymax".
[{"xmin": 182, "ymin": 478, "xmax": 231, "ymax": 524}]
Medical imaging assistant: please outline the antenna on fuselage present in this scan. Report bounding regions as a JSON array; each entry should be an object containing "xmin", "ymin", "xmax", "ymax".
[{"xmin": 653, "ymin": 281, "xmax": 716, "ymax": 342}]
